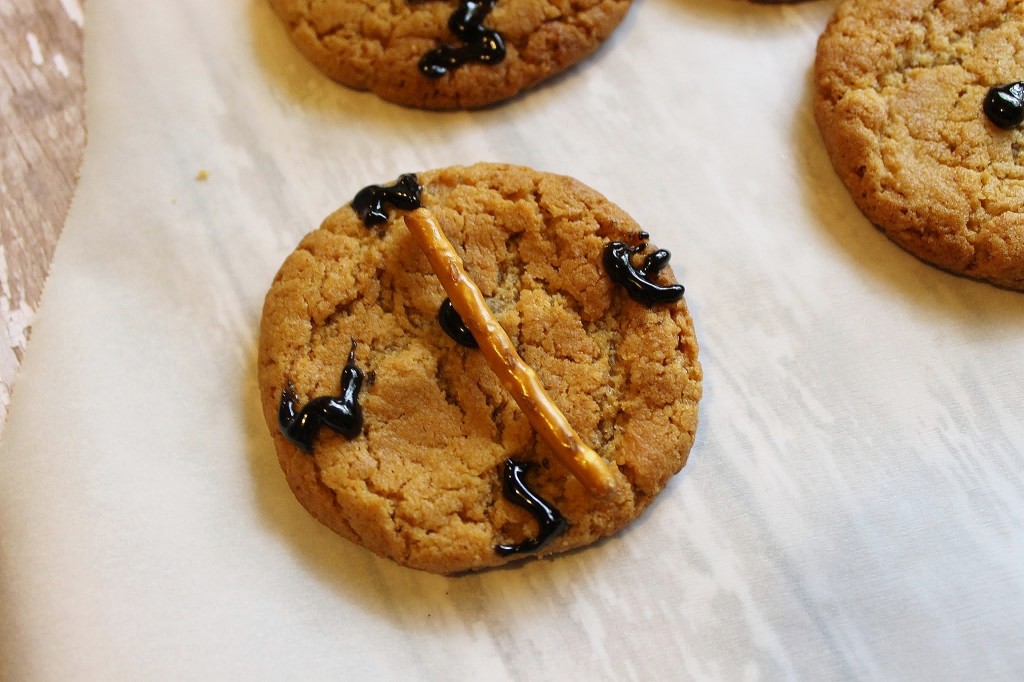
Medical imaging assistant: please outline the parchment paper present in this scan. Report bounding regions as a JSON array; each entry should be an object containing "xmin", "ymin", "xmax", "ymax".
[{"xmin": 2, "ymin": 1, "xmax": 1023, "ymax": 679}]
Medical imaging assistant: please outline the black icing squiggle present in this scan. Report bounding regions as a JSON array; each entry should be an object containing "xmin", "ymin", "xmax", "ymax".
[
  {"xmin": 351, "ymin": 174, "xmax": 422, "ymax": 227},
  {"xmin": 438, "ymin": 298, "xmax": 477, "ymax": 348},
  {"xmin": 495, "ymin": 460, "xmax": 568, "ymax": 556},
  {"xmin": 603, "ymin": 236, "xmax": 685, "ymax": 306},
  {"xmin": 278, "ymin": 341, "xmax": 365, "ymax": 452},
  {"xmin": 418, "ymin": 1, "xmax": 506, "ymax": 78},
  {"xmin": 984, "ymin": 82, "xmax": 1024, "ymax": 129}
]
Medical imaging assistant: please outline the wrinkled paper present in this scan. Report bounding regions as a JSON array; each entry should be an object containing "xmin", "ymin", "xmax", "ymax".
[{"xmin": 2, "ymin": 1, "xmax": 1023, "ymax": 679}]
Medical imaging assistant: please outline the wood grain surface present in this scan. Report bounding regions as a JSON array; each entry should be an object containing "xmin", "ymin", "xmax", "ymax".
[{"xmin": 0, "ymin": 0, "xmax": 85, "ymax": 422}]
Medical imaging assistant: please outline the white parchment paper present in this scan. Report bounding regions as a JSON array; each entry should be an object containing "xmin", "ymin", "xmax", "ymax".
[{"xmin": 2, "ymin": 1, "xmax": 1023, "ymax": 679}]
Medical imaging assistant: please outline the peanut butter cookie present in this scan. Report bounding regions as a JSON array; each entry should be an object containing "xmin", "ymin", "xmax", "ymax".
[
  {"xmin": 267, "ymin": 0, "xmax": 633, "ymax": 109},
  {"xmin": 257, "ymin": 163, "xmax": 702, "ymax": 574},
  {"xmin": 815, "ymin": 0, "xmax": 1024, "ymax": 290}
]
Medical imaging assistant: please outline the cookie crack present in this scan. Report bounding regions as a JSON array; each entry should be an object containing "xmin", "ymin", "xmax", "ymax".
[{"xmin": 433, "ymin": 352, "xmax": 461, "ymax": 410}]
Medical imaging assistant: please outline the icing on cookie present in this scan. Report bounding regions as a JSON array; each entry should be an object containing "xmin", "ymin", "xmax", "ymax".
[
  {"xmin": 405, "ymin": 207, "xmax": 618, "ymax": 495},
  {"xmin": 352, "ymin": 174, "xmax": 422, "ymax": 227},
  {"xmin": 438, "ymin": 298, "xmax": 478, "ymax": 347},
  {"xmin": 984, "ymin": 82, "xmax": 1024, "ymax": 129},
  {"xmin": 278, "ymin": 342, "xmax": 365, "ymax": 452},
  {"xmin": 259, "ymin": 163, "xmax": 704, "ymax": 573},
  {"xmin": 417, "ymin": 0, "xmax": 506, "ymax": 78},
  {"xmin": 494, "ymin": 460, "xmax": 568, "ymax": 556},
  {"xmin": 603, "ymin": 237, "xmax": 686, "ymax": 306}
]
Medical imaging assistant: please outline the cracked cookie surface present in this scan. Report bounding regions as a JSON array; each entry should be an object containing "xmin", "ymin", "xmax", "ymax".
[
  {"xmin": 258, "ymin": 163, "xmax": 702, "ymax": 574},
  {"xmin": 815, "ymin": 0, "xmax": 1024, "ymax": 290},
  {"xmin": 267, "ymin": 0, "xmax": 632, "ymax": 109}
]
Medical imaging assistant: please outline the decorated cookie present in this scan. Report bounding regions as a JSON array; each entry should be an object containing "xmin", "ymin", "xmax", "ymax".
[
  {"xmin": 814, "ymin": 0, "xmax": 1024, "ymax": 290},
  {"xmin": 258, "ymin": 163, "xmax": 702, "ymax": 574},
  {"xmin": 266, "ymin": 0, "xmax": 633, "ymax": 109}
]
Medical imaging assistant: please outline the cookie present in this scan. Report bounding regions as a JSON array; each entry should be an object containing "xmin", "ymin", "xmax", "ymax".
[
  {"xmin": 258, "ymin": 163, "xmax": 702, "ymax": 574},
  {"xmin": 266, "ymin": 0, "xmax": 632, "ymax": 109},
  {"xmin": 814, "ymin": 0, "xmax": 1024, "ymax": 290}
]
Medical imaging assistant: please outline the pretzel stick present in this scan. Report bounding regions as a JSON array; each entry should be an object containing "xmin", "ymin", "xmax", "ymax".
[{"xmin": 404, "ymin": 208, "xmax": 617, "ymax": 496}]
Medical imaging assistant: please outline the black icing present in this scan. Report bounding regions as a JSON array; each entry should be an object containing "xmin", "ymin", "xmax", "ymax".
[
  {"xmin": 418, "ymin": 1, "xmax": 506, "ymax": 78},
  {"xmin": 495, "ymin": 460, "xmax": 568, "ymax": 557},
  {"xmin": 351, "ymin": 173, "xmax": 422, "ymax": 227},
  {"xmin": 603, "ymin": 237, "xmax": 686, "ymax": 306},
  {"xmin": 984, "ymin": 82, "xmax": 1024, "ymax": 129},
  {"xmin": 438, "ymin": 298, "xmax": 478, "ymax": 348},
  {"xmin": 278, "ymin": 341, "xmax": 365, "ymax": 452}
]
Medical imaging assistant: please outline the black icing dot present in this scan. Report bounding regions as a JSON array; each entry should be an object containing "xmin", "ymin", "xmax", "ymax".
[
  {"xmin": 984, "ymin": 82, "xmax": 1024, "ymax": 129},
  {"xmin": 438, "ymin": 298, "xmax": 478, "ymax": 348}
]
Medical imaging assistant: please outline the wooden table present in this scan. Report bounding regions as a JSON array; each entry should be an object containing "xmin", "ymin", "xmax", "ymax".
[{"xmin": 0, "ymin": 1, "xmax": 85, "ymax": 423}]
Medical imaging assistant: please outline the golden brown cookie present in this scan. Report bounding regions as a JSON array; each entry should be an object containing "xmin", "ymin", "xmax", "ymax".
[
  {"xmin": 266, "ymin": 0, "xmax": 633, "ymax": 109},
  {"xmin": 814, "ymin": 0, "xmax": 1024, "ymax": 290},
  {"xmin": 258, "ymin": 163, "xmax": 702, "ymax": 574}
]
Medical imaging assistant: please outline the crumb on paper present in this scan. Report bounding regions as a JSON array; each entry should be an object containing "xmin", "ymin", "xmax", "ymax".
[{"xmin": 196, "ymin": 169, "xmax": 209, "ymax": 181}]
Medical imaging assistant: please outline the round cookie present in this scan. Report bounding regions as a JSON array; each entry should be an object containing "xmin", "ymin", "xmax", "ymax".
[
  {"xmin": 266, "ymin": 0, "xmax": 633, "ymax": 109},
  {"xmin": 814, "ymin": 0, "xmax": 1024, "ymax": 290},
  {"xmin": 258, "ymin": 163, "xmax": 702, "ymax": 574}
]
